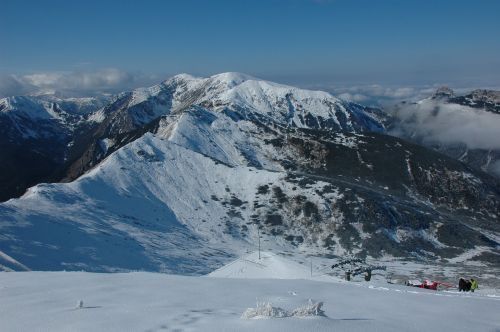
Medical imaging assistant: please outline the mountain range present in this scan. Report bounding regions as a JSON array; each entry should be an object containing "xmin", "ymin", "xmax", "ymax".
[{"xmin": 1, "ymin": 73, "xmax": 499, "ymax": 274}]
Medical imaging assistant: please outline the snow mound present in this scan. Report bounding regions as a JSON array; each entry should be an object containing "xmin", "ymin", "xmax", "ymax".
[
  {"xmin": 208, "ymin": 251, "xmax": 338, "ymax": 282},
  {"xmin": 291, "ymin": 299, "xmax": 325, "ymax": 317},
  {"xmin": 242, "ymin": 302, "xmax": 288, "ymax": 319},
  {"xmin": 208, "ymin": 251, "xmax": 312, "ymax": 279},
  {"xmin": 241, "ymin": 300, "xmax": 325, "ymax": 319}
]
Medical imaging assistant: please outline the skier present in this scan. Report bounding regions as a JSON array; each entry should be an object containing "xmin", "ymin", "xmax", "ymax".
[{"xmin": 470, "ymin": 278, "xmax": 478, "ymax": 292}]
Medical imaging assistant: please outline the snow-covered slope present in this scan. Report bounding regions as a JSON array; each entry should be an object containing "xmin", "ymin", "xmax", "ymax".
[
  {"xmin": 1, "ymin": 271, "xmax": 499, "ymax": 332},
  {"xmin": 197, "ymin": 72, "xmax": 387, "ymax": 132},
  {"xmin": 0, "ymin": 133, "xmax": 262, "ymax": 273},
  {"xmin": 208, "ymin": 251, "xmax": 339, "ymax": 281}
]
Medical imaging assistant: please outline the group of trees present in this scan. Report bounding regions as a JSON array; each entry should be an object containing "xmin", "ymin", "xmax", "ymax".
[{"xmin": 331, "ymin": 258, "xmax": 386, "ymax": 281}]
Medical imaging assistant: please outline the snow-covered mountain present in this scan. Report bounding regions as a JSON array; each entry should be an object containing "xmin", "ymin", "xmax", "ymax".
[
  {"xmin": 62, "ymin": 72, "xmax": 389, "ymax": 180},
  {"xmin": 102, "ymin": 72, "xmax": 387, "ymax": 131},
  {"xmin": 1, "ymin": 74, "xmax": 499, "ymax": 277},
  {"xmin": 0, "ymin": 94, "xmax": 109, "ymax": 138},
  {"xmin": 0, "ymin": 94, "xmax": 110, "ymax": 201}
]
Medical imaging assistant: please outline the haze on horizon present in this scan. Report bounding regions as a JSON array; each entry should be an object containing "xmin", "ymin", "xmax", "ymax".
[{"xmin": 1, "ymin": 0, "xmax": 499, "ymax": 101}]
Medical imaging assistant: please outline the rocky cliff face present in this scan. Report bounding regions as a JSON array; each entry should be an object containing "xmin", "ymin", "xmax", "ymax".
[{"xmin": 449, "ymin": 89, "xmax": 500, "ymax": 114}]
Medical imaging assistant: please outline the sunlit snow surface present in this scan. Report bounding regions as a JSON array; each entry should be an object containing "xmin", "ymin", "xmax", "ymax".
[
  {"xmin": 1, "ymin": 262, "xmax": 499, "ymax": 331},
  {"xmin": 0, "ymin": 133, "xmax": 261, "ymax": 273}
]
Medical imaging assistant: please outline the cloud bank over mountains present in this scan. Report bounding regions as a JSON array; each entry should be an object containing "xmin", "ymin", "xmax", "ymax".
[
  {"xmin": 327, "ymin": 84, "xmax": 489, "ymax": 107},
  {"xmin": 0, "ymin": 69, "xmax": 158, "ymax": 98},
  {"xmin": 334, "ymin": 85, "xmax": 424, "ymax": 104},
  {"xmin": 390, "ymin": 100, "xmax": 500, "ymax": 151}
]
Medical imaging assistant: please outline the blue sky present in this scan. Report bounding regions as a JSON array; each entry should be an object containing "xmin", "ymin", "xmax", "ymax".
[{"xmin": 1, "ymin": 0, "xmax": 499, "ymax": 96}]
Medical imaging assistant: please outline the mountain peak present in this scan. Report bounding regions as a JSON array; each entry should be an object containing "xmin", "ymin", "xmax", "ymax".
[
  {"xmin": 170, "ymin": 73, "xmax": 199, "ymax": 82},
  {"xmin": 209, "ymin": 72, "xmax": 256, "ymax": 87},
  {"xmin": 432, "ymin": 86, "xmax": 455, "ymax": 99}
]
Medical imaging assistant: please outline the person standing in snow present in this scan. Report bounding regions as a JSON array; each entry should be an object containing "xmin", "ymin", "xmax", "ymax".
[
  {"xmin": 458, "ymin": 278, "xmax": 465, "ymax": 291},
  {"xmin": 470, "ymin": 278, "xmax": 478, "ymax": 292},
  {"xmin": 465, "ymin": 279, "xmax": 472, "ymax": 292},
  {"xmin": 461, "ymin": 278, "xmax": 473, "ymax": 291},
  {"xmin": 364, "ymin": 269, "xmax": 372, "ymax": 282}
]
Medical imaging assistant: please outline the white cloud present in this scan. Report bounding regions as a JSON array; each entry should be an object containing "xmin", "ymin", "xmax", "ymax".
[
  {"xmin": 0, "ymin": 69, "xmax": 157, "ymax": 98},
  {"xmin": 337, "ymin": 85, "xmax": 421, "ymax": 102},
  {"xmin": 0, "ymin": 75, "xmax": 34, "ymax": 98},
  {"xmin": 390, "ymin": 87, "xmax": 416, "ymax": 99},
  {"xmin": 390, "ymin": 100, "xmax": 500, "ymax": 151},
  {"xmin": 22, "ymin": 72, "xmax": 62, "ymax": 88},
  {"xmin": 337, "ymin": 92, "xmax": 368, "ymax": 102},
  {"xmin": 309, "ymin": 83, "xmax": 431, "ymax": 106}
]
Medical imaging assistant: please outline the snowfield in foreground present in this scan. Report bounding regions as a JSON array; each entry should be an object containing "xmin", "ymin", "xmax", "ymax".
[{"xmin": 1, "ymin": 270, "xmax": 499, "ymax": 332}]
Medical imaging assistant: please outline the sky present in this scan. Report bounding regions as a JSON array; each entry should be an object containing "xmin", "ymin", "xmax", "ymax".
[{"xmin": 1, "ymin": 0, "xmax": 500, "ymax": 99}]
